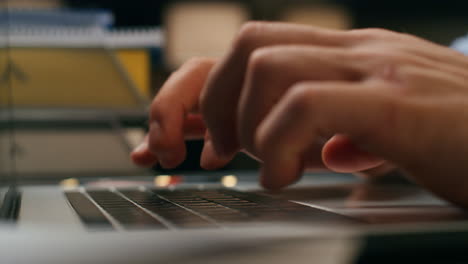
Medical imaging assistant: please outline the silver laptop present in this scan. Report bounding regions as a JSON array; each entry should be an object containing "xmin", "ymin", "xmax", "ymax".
[{"xmin": 2, "ymin": 12, "xmax": 468, "ymax": 264}]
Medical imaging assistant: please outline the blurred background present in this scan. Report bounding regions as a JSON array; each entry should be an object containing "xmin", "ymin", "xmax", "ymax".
[
  {"xmin": 68, "ymin": 0, "xmax": 468, "ymax": 45},
  {"xmin": 1, "ymin": 0, "xmax": 468, "ymax": 181}
]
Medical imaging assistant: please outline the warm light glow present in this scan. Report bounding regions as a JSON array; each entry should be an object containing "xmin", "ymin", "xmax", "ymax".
[
  {"xmin": 154, "ymin": 175, "xmax": 171, "ymax": 187},
  {"xmin": 221, "ymin": 175, "xmax": 238, "ymax": 188},
  {"xmin": 60, "ymin": 178, "xmax": 79, "ymax": 189}
]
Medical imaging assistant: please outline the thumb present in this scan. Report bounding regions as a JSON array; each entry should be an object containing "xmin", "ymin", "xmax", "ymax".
[{"xmin": 322, "ymin": 134, "xmax": 385, "ymax": 173}]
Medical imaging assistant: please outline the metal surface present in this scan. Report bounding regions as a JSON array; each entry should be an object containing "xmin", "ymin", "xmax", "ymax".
[
  {"xmin": 8, "ymin": 171, "xmax": 468, "ymax": 263},
  {"xmin": 18, "ymin": 171, "xmax": 468, "ymax": 230},
  {"xmin": 18, "ymin": 185, "xmax": 83, "ymax": 231}
]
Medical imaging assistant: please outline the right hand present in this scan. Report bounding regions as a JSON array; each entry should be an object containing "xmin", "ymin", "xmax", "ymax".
[
  {"xmin": 132, "ymin": 22, "xmax": 468, "ymax": 208},
  {"xmin": 131, "ymin": 55, "xmax": 391, "ymax": 175}
]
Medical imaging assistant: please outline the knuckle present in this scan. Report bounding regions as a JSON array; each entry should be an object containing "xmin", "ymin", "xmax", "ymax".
[
  {"xmin": 356, "ymin": 49, "xmax": 404, "ymax": 68},
  {"xmin": 171, "ymin": 57, "xmax": 213, "ymax": 81},
  {"xmin": 233, "ymin": 21, "xmax": 268, "ymax": 53},
  {"xmin": 350, "ymin": 48, "xmax": 421, "ymax": 80},
  {"xmin": 349, "ymin": 28, "xmax": 421, "ymax": 45},
  {"xmin": 351, "ymin": 47, "xmax": 391, "ymax": 60},
  {"xmin": 394, "ymin": 66, "xmax": 427, "ymax": 86},
  {"xmin": 185, "ymin": 56, "xmax": 210, "ymax": 66},
  {"xmin": 397, "ymin": 66, "xmax": 418, "ymax": 80},
  {"xmin": 248, "ymin": 47, "xmax": 280, "ymax": 77},
  {"xmin": 348, "ymin": 28, "xmax": 399, "ymax": 42},
  {"xmin": 286, "ymin": 83, "xmax": 318, "ymax": 113},
  {"xmin": 358, "ymin": 27, "xmax": 393, "ymax": 35}
]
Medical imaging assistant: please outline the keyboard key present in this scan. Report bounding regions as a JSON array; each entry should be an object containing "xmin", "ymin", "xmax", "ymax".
[
  {"xmin": 219, "ymin": 189, "xmax": 360, "ymax": 223},
  {"xmin": 65, "ymin": 192, "xmax": 113, "ymax": 230},
  {"xmin": 154, "ymin": 190, "xmax": 251, "ymax": 223},
  {"xmin": 120, "ymin": 190, "xmax": 216, "ymax": 229},
  {"xmin": 67, "ymin": 188, "xmax": 361, "ymax": 231},
  {"xmin": 87, "ymin": 190, "xmax": 167, "ymax": 230}
]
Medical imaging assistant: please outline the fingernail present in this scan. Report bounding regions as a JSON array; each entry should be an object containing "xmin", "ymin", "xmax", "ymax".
[{"xmin": 133, "ymin": 141, "xmax": 148, "ymax": 153}]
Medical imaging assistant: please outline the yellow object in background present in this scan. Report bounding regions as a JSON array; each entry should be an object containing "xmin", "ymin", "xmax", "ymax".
[
  {"xmin": 115, "ymin": 49, "xmax": 151, "ymax": 98},
  {"xmin": 6, "ymin": 48, "xmax": 145, "ymax": 108},
  {"xmin": 281, "ymin": 4, "xmax": 352, "ymax": 30}
]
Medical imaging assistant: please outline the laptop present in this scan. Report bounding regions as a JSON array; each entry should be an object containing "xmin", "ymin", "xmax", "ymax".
[{"xmin": 2, "ymin": 14, "xmax": 468, "ymax": 264}]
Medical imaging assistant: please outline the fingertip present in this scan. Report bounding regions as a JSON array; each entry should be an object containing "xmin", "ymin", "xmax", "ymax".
[
  {"xmin": 130, "ymin": 148, "xmax": 158, "ymax": 168},
  {"xmin": 259, "ymin": 170, "xmax": 295, "ymax": 191},
  {"xmin": 260, "ymin": 172, "xmax": 285, "ymax": 190},
  {"xmin": 260, "ymin": 159, "xmax": 303, "ymax": 190},
  {"xmin": 200, "ymin": 139, "xmax": 233, "ymax": 170},
  {"xmin": 147, "ymin": 121, "xmax": 186, "ymax": 169},
  {"xmin": 255, "ymin": 113, "xmax": 304, "ymax": 190},
  {"xmin": 158, "ymin": 148, "xmax": 186, "ymax": 169}
]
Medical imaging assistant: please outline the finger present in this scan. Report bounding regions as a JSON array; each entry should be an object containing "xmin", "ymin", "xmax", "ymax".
[
  {"xmin": 131, "ymin": 136, "xmax": 158, "ymax": 168},
  {"xmin": 238, "ymin": 45, "xmax": 362, "ymax": 155},
  {"xmin": 132, "ymin": 114, "xmax": 207, "ymax": 168},
  {"xmin": 255, "ymin": 80, "xmax": 403, "ymax": 190},
  {"xmin": 254, "ymin": 54, "xmax": 468, "ymax": 186},
  {"xmin": 203, "ymin": 25, "xmax": 468, "ymax": 160},
  {"xmin": 149, "ymin": 57, "xmax": 216, "ymax": 168},
  {"xmin": 322, "ymin": 134, "xmax": 385, "ymax": 173},
  {"xmin": 302, "ymin": 135, "xmax": 392, "ymax": 175},
  {"xmin": 208, "ymin": 39, "xmax": 457, "ymax": 157},
  {"xmin": 200, "ymin": 131, "xmax": 235, "ymax": 170},
  {"xmin": 183, "ymin": 113, "xmax": 206, "ymax": 140},
  {"xmin": 201, "ymin": 22, "xmax": 355, "ymax": 157}
]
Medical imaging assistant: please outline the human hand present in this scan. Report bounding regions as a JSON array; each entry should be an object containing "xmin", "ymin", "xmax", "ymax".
[{"xmin": 132, "ymin": 22, "xmax": 468, "ymax": 207}]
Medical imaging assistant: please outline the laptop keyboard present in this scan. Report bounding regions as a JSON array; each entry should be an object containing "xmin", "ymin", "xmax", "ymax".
[{"xmin": 66, "ymin": 188, "xmax": 360, "ymax": 231}]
